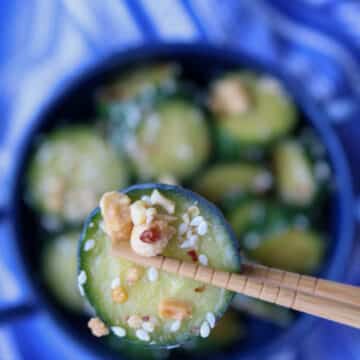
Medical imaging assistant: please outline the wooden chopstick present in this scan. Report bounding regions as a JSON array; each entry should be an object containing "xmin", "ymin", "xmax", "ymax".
[{"xmin": 112, "ymin": 243, "xmax": 360, "ymax": 329}]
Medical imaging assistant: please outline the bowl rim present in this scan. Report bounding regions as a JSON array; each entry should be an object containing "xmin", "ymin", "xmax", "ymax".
[{"xmin": 9, "ymin": 42, "xmax": 355, "ymax": 359}]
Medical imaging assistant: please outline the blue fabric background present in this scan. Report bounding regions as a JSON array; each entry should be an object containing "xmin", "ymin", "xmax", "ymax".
[{"xmin": 0, "ymin": 1, "xmax": 360, "ymax": 358}]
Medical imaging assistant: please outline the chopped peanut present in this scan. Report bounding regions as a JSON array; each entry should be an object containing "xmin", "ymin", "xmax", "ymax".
[
  {"xmin": 150, "ymin": 190, "xmax": 175, "ymax": 214},
  {"xmin": 130, "ymin": 200, "xmax": 148, "ymax": 225},
  {"xmin": 100, "ymin": 192, "xmax": 133, "ymax": 246},
  {"xmin": 88, "ymin": 317, "xmax": 109, "ymax": 337},
  {"xmin": 210, "ymin": 76, "xmax": 252, "ymax": 116},
  {"xmin": 131, "ymin": 220, "xmax": 175, "ymax": 257},
  {"xmin": 127, "ymin": 315, "xmax": 143, "ymax": 329},
  {"xmin": 112, "ymin": 286, "xmax": 128, "ymax": 304},
  {"xmin": 126, "ymin": 267, "xmax": 143, "ymax": 285},
  {"xmin": 158, "ymin": 299, "xmax": 192, "ymax": 320}
]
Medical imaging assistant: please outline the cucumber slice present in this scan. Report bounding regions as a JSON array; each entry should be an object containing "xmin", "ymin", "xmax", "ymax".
[
  {"xmin": 79, "ymin": 184, "xmax": 240, "ymax": 346},
  {"xmin": 120, "ymin": 98, "xmax": 210, "ymax": 180},
  {"xmin": 273, "ymin": 140, "xmax": 316, "ymax": 207},
  {"xmin": 245, "ymin": 228, "xmax": 325, "ymax": 273},
  {"xmin": 98, "ymin": 63, "xmax": 179, "ymax": 109},
  {"xmin": 27, "ymin": 126, "xmax": 128, "ymax": 226},
  {"xmin": 210, "ymin": 73, "xmax": 297, "ymax": 157},
  {"xmin": 193, "ymin": 164, "xmax": 272, "ymax": 203},
  {"xmin": 42, "ymin": 231, "xmax": 84, "ymax": 312}
]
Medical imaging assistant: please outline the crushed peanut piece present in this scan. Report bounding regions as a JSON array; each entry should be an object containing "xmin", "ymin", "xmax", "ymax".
[
  {"xmin": 209, "ymin": 76, "xmax": 252, "ymax": 116},
  {"xmin": 130, "ymin": 200, "xmax": 148, "ymax": 225},
  {"xmin": 126, "ymin": 267, "xmax": 143, "ymax": 285},
  {"xmin": 150, "ymin": 190, "xmax": 175, "ymax": 214},
  {"xmin": 88, "ymin": 317, "xmax": 109, "ymax": 337},
  {"xmin": 112, "ymin": 286, "xmax": 128, "ymax": 304},
  {"xmin": 131, "ymin": 220, "xmax": 175, "ymax": 257},
  {"xmin": 127, "ymin": 315, "xmax": 143, "ymax": 329},
  {"xmin": 187, "ymin": 205, "xmax": 200, "ymax": 218},
  {"xmin": 100, "ymin": 192, "xmax": 133, "ymax": 246},
  {"xmin": 158, "ymin": 299, "xmax": 192, "ymax": 320}
]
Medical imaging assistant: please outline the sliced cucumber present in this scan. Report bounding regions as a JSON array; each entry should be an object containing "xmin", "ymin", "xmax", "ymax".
[
  {"xmin": 98, "ymin": 63, "xmax": 179, "ymax": 110},
  {"xmin": 193, "ymin": 164, "xmax": 272, "ymax": 203},
  {"xmin": 79, "ymin": 184, "xmax": 240, "ymax": 346},
  {"xmin": 245, "ymin": 228, "xmax": 325, "ymax": 273},
  {"xmin": 119, "ymin": 98, "xmax": 210, "ymax": 180},
  {"xmin": 273, "ymin": 140, "xmax": 316, "ymax": 207},
  {"xmin": 27, "ymin": 126, "xmax": 128, "ymax": 226},
  {"xmin": 42, "ymin": 231, "xmax": 84, "ymax": 312},
  {"xmin": 210, "ymin": 73, "xmax": 297, "ymax": 157}
]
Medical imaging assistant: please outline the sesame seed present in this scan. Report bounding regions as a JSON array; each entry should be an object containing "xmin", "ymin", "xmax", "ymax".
[
  {"xmin": 187, "ymin": 205, "xmax": 200, "ymax": 218},
  {"xmin": 89, "ymin": 222, "xmax": 94, "ymax": 228},
  {"xmin": 200, "ymin": 321, "xmax": 210, "ymax": 338},
  {"xmin": 198, "ymin": 254, "xmax": 208, "ymax": 266},
  {"xmin": 170, "ymin": 320, "xmax": 181, "ymax": 332},
  {"xmin": 99, "ymin": 221, "xmax": 105, "ymax": 232},
  {"xmin": 111, "ymin": 326, "xmax": 126, "ymax": 337},
  {"xmin": 206, "ymin": 312, "xmax": 216, "ymax": 328},
  {"xmin": 142, "ymin": 321, "xmax": 155, "ymax": 333},
  {"xmin": 147, "ymin": 267, "xmax": 159, "ymax": 282},
  {"xmin": 111, "ymin": 277, "xmax": 121, "ymax": 289},
  {"xmin": 180, "ymin": 236, "xmax": 197, "ymax": 249},
  {"xmin": 78, "ymin": 271, "xmax": 87, "ymax": 285},
  {"xmin": 178, "ymin": 223, "xmax": 188, "ymax": 235},
  {"xmin": 84, "ymin": 239, "xmax": 95, "ymax": 252},
  {"xmin": 191, "ymin": 216, "xmax": 204, "ymax": 227},
  {"xmin": 197, "ymin": 222, "xmax": 208, "ymax": 236},
  {"xmin": 136, "ymin": 329, "xmax": 150, "ymax": 342}
]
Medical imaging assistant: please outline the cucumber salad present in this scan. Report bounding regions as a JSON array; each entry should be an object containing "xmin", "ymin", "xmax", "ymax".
[{"xmin": 26, "ymin": 62, "xmax": 332, "ymax": 356}]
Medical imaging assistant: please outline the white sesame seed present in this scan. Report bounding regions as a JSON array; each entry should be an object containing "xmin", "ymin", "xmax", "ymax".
[
  {"xmin": 136, "ymin": 329, "xmax": 150, "ymax": 342},
  {"xmin": 180, "ymin": 235, "xmax": 198, "ymax": 249},
  {"xmin": 178, "ymin": 223, "xmax": 188, "ymax": 235},
  {"xmin": 197, "ymin": 222, "xmax": 208, "ymax": 236},
  {"xmin": 99, "ymin": 221, "xmax": 105, "ymax": 232},
  {"xmin": 147, "ymin": 267, "xmax": 158, "ymax": 282},
  {"xmin": 84, "ymin": 239, "xmax": 95, "ymax": 252},
  {"xmin": 187, "ymin": 205, "xmax": 200, "ymax": 218},
  {"xmin": 206, "ymin": 312, "xmax": 216, "ymax": 328},
  {"xmin": 111, "ymin": 326, "xmax": 126, "ymax": 337},
  {"xmin": 170, "ymin": 320, "xmax": 181, "ymax": 332},
  {"xmin": 142, "ymin": 321, "xmax": 155, "ymax": 333},
  {"xmin": 200, "ymin": 321, "xmax": 211, "ymax": 338},
  {"xmin": 89, "ymin": 222, "xmax": 94, "ymax": 228},
  {"xmin": 191, "ymin": 216, "xmax": 204, "ymax": 227},
  {"xmin": 198, "ymin": 254, "xmax": 208, "ymax": 266},
  {"xmin": 78, "ymin": 271, "xmax": 87, "ymax": 285},
  {"xmin": 111, "ymin": 277, "xmax": 121, "ymax": 289}
]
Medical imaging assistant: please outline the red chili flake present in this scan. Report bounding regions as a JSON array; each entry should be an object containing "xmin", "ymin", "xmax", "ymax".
[
  {"xmin": 194, "ymin": 285, "xmax": 206, "ymax": 293},
  {"xmin": 187, "ymin": 250, "xmax": 198, "ymax": 262},
  {"xmin": 140, "ymin": 225, "xmax": 161, "ymax": 243},
  {"xmin": 142, "ymin": 316, "xmax": 150, "ymax": 322}
]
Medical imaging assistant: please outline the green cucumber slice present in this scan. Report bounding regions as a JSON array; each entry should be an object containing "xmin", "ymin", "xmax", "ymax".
[
  {"xmin": 273, "ymin": 140, "xmax": 316, "ymax": 207},
  {"xmin": 193, "ymin": 164, "xmax": 272, "ymax": 203},
  {"xmin": 210, "ymin": 73, "xmax": 297, "ymax": 157},
  {"xmin": 79, "ymin": 184, "xmax": 240, "ymax": 346},
  {"xmin": 245, "ymin": 228, "xmax": 325, "ymax": 273},
  {"xmin": 98, "ymin": 63, "xmax": 179, "ymax": 109},
  {"xmin": 27, "ymin": 126, "xmax": 128, "ymax": 226},
  {"xmin": 42, "ymin": 231, "xmax": 84, "ymax": 312},
  {"xmin": 119, "ymin": 98, "xmax": 210, "ymax": 180}
]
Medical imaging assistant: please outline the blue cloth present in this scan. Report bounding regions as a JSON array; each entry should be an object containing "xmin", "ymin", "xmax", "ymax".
[{"xmin": 1, "ymin": 0, "xmax": 360, "ymax": 359}]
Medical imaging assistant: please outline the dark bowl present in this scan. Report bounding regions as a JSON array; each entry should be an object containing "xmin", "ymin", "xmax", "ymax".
[{"xmin": 9, "ymin": 43, "xmax": 354, "ymax": 359}]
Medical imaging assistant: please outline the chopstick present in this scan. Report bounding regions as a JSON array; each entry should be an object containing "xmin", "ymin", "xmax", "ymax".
[{"xmin": 112, "ymin": 242, "xmax": 360, "ymax": 329}]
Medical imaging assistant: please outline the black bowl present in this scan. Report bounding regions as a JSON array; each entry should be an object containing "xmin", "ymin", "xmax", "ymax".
[{"xmin": 10, "ymin": 43, "xmax": 354, "ymax": 359}]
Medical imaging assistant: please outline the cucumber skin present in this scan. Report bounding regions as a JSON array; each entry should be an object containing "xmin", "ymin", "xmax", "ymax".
[{"xmin": 79, "ymin": 184, "xmax": 241, "ymax": 347}]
